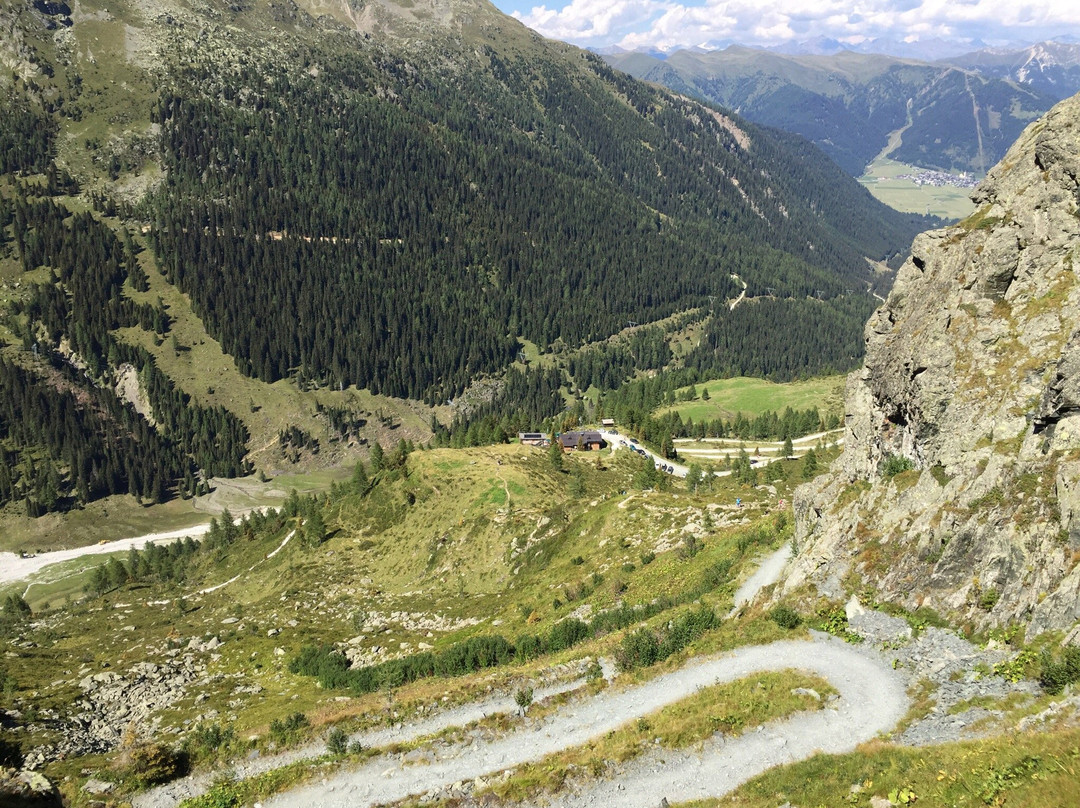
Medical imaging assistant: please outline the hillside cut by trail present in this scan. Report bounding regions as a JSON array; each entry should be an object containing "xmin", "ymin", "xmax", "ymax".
[{"xmin": 258, "ymin": 636, "xmax": 907, "ymax": 808}]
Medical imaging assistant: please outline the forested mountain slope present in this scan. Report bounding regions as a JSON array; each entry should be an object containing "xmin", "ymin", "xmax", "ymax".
[
  {"xmin": 0, "ymin": 0, "xmax": 929, "ymax": 515},
  {"xmin": 608, "ymin": 47, "xmax": 1054, "ymax": 176}
]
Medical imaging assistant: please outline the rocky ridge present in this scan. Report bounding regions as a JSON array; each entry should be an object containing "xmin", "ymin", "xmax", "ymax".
[{"xmin": 785, "ymin": 91, "xmax": 1080, "ymax": 638}]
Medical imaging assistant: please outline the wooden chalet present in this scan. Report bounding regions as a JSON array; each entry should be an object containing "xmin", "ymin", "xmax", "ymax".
[{"xmin": 558, "ymin": 431, "xmax": 605, "ymax": 451}]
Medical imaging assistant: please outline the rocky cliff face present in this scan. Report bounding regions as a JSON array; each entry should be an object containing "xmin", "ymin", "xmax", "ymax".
[{"xmin": 785, "ymin": 92, "xmax": 1080, "ymax": 640}]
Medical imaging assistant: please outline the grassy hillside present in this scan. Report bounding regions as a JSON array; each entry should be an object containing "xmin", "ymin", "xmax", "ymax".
[
  {"xmin": 654, "ymin": 375, "xmax": 845, "ymax": 423},
  {"xmin": 0, "ymin": 441, "xmax": 815, "ymax": 798},
  {"xmin": 700, "ymin": 726, "xmax": 1080, "ymax": 808}
]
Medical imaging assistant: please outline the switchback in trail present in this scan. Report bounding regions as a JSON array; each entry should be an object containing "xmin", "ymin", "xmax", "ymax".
[{"xmin": 260, "ymin": 636, "xmax": 908, "ymax": 808}]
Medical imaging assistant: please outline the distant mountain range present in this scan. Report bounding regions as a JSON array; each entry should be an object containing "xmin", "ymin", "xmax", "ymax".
[
  {"xmin": 945, "ymin": 41, "xmax": 1080, "ymax": 101},
  {"xmin": 605, "ymin": 41, "xmax": 1080, "ymax": 176}
]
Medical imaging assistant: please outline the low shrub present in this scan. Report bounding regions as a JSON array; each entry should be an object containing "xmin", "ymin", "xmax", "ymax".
[
  {"xmin": 183, "ymin": 723, "xmax": 237, "ymax": 763},
  {"xmin": 116, "ymin": 740, "xmax": 185, "ymax": 787},
  {"xmin": 616, "ymin": 606, "xmax": 717, "ymax": 671},
  {"xmin": 326, "ymin": 727, "xmax": 348, "ymax": 756},
  {"xmin": 268, "ymin": 712, "xmax": 309, "ymax": 747},
  {"xmin": 769, "ymin": 605, "xmax": 802, "ymax": 629},
  {"xmin": 1039, "ymin": 645, "xmax": 1080, "ymax": 694},
  {"xmin": 882, "ymin": 453, "xmax": 914, "ymax": 478},
  {"xmin": 617, "ymin": 628, "xmax": 660, "ymax": 670}
]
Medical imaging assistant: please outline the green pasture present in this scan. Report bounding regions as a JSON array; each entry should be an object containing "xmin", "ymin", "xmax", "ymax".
[
  {"xmin": 656, "ymin": 375, "xmax": 845, "ymax": 422},
  {"xmin": 859, "ymin": 157, "xmax": 976, "ymax": 221}
]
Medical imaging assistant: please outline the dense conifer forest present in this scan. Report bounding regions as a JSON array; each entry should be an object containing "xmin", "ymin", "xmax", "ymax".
[
  {"xmin": 142, "ymin": 36, "xmax": 928, "ymax": 403},
  {"xmin": 0, "ymin": 193, "xmax": 250, "ymax": 514}
]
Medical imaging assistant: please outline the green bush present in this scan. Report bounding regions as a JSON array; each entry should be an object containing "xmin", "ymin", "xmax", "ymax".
[
  {"xmin": 678, "ymin": 535, "xmax": 701, "ymax": 560},
  {"xmin": 326, "ymin": 727, "xmax": 348, "ymax": 756},
  {"xmin": 119, "ymin": 740, "xmax": 184, "ymax": 787},
  {"xmin": 547, "ymin": 618, "xmax": 589, "ymax": 653},
  {"xmin": 702, "ymin": 559, "xmax": 732, "ymax": 590},
  {"xmin": 882, "ymin": 453, "xmax": 914, "ymax": 478},
  {"xmin": 1039, "ymin": 646, "xmax": 1080, "ymax": 695},
  {"xmin": 190, "ymin": 776, "xmax": 241, "ymax": 808},
  {"xmin": 617, "ymin": 628, "xmax": 659, "ymax": 670},
  {"xmin": 514, "ymin": 686, "xmax": 534, "ymax": 716},
  {"xmin": 979, "ymin": 587, "xmax": 1000, "ymax": 612},
  {"xmin": 769, "ymin": 605, "xmax": 802, "ymax": 629},
  {"xmin": 268, "ymin": 712, "xmax": 309, "ymax": 747},
  {"xmin": 184, "ymin": 723, "xmax": 236, "ymax": 763},
  {"xmin": 616, "ymin": 607, "xmax": 717, "ymax": 671},
  {"xmin": 514, "ymin": 633, "xmax": 544, "ymax": 662}
]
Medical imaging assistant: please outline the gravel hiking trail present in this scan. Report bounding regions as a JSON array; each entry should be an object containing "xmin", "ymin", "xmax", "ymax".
[
  {"xmin": 257, "ymin": 635, "xmax": 907, "ymax": 808},
  {"xmin": 134, "ymin": 672, "xmax": 602, "ymax": 808},
  {"xmin": 730, "ymin": 545, "xmax": 790, "ymax": 614},
  {"xmin": 0, "ymin": 525, "xmax": 213, "ymax": 586}
]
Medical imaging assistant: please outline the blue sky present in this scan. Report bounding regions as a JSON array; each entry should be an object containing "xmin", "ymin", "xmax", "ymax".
[{"xmin": 488, "ymin": 0, "xmax": 1080, "ymax": 53}]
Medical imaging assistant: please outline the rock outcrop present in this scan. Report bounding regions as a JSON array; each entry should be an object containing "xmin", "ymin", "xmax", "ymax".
[
  {"xmin": 785, "ymin": 92, "xmax": 1080, "ymax": 638},
  {"xmin": 0, "ymin": 768, "xmax": 61, "ymax": 807}
]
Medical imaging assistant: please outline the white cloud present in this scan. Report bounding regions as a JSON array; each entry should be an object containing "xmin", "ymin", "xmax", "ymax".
[{"xmin": 511, "ymin": 0, "xmax": 1080, "ymax": 51}]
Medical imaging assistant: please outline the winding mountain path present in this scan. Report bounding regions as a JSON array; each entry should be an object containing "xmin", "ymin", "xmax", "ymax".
[
  {"xmin": 262, "ymin": 637, "xmax": 907, "ymax": 808},
  {"xmin": 136, "ymin": 548, "xmax": 906, "ymax": 808}
]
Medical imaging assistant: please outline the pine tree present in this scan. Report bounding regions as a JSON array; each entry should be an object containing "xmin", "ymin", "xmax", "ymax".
[
  {"xmin": 305, "ymin": 510, "xmax": 327, "ymax": 547},
  {"xmin": 369, "ymin": 441, "xmax": 385, "ymax": 473},
  {"xmin": 351, "ymin": 460, "xmax": 368, "ymax": 493},
  {"xmin": 548, "ymin": 433, "xmax": 564, "ymax": 471}
]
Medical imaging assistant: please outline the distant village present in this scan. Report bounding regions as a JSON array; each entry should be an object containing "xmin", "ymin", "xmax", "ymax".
[{"xmin": 894, "ymin": 169, "xmax": 979, "ymax": 189}]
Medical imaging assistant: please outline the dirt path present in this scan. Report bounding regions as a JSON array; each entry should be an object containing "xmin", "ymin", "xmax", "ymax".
[
  {"xmin": 134, "ymin": 673, "xmax": 603, "ymax": 808},
  {"xmin": 260, "ymin": 636, "xmax": 907, "ymax": 808},
  {"xmin": 196, "ymin": 529, "xmax": 296, "ymax": 595},
  {"xmin": 728, "ymin": 273, "xmax": 748, "ymax": 311},
  {"xmin": 730, "ymin": 545, "xmax": 790, "ymax": 612},
  {"xmin": 0, "ymin": 524, "xmax": 213, "ymax": 586}
]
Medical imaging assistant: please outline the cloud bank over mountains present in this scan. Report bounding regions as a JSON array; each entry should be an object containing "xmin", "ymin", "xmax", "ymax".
[{"xmin": 504, "ymin": 0, "xmax": 1080, "ymax": 54}]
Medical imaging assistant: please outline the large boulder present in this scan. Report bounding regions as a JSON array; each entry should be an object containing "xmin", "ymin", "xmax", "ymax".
[{"xmin": 0, "ymin": 768, "xmax": 62, "ymax": 807}]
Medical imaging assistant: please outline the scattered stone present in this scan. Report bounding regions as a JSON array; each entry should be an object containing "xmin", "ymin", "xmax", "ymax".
[{"xmin": 82, "ymin": 778, "xmax": 113, "ymax": 795}]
